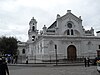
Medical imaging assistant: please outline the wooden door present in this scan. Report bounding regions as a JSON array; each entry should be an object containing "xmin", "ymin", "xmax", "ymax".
[{"xmin": 67, "ymin": 45, "xmax": 77, "ymax": 60}]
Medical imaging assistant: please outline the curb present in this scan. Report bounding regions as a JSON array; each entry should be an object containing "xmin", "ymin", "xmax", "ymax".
[{"xmin": 8, "ymin": 63, "xmax": 85, "ymax": 67}]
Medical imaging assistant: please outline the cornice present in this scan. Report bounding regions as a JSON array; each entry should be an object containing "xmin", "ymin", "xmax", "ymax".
[{"xmin": 42, "ymin": 35, "xmax": 100, "ymax": 40}]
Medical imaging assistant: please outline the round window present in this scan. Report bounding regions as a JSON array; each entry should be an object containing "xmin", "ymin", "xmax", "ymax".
[{"xmin": 67, "ymin": 23, "xmax": 72, "ymax": 28}]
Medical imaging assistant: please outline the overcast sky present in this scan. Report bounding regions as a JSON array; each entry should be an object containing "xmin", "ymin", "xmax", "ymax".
[{"xmin": 0, "ymin": 0, "xmax": 100, "ymax": 42}]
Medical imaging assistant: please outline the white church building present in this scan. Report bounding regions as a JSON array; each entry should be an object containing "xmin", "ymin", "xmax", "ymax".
[{"xmin": 18, "ymin": 10, "xmax": 100, "ymax": 63}]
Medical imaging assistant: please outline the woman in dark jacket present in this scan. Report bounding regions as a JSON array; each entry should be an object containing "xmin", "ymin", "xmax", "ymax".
[{"xmin": 0, "ymin": 58, "xmax": 9, "ymax": 75}]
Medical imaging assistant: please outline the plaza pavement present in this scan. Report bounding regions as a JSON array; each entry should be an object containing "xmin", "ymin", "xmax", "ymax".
[{"xmin": 8, "ymin": 64, "xmax": 100, "ymax": 75}]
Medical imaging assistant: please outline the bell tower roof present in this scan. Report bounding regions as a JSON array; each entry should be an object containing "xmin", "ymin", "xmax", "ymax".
[{"xmin": 29, "ymin": 17, "xmax": 37, "ymax": 25}]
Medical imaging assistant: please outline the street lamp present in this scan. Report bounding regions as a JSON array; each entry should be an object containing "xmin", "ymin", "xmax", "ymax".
[{"xmin": 55, "ymin": 45, "xmax": 58, "ymax": 65}]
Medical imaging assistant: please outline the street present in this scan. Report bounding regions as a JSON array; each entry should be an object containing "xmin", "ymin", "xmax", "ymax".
[{"xmin": 8, "ymin": 65, "xmax": 100, "ymax": 75}]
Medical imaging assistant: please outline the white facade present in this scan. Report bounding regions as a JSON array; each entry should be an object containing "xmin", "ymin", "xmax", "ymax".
[
  {"xmin": 18, "ymin": 10, "xmax": 100, "ymax": 62},
  {"xmin": 17, "ymin": 42, "xmax": 27, "ymax": 56}
]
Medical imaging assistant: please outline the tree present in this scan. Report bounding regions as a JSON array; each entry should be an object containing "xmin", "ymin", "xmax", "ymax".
[{"xmin": 0, "ymin": 36, "xmax": 18, "ymax": 56}]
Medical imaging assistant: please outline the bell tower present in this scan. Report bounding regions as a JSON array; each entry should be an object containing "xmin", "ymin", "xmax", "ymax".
[{"xmin": 28, "ymin": 17, "xmax": 38, "ymax": 42}]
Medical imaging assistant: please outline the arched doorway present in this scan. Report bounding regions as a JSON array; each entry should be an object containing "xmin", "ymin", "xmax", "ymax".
[{"xmin": 67, "ymin": 45, "xmax": 77, "ymax": 60}]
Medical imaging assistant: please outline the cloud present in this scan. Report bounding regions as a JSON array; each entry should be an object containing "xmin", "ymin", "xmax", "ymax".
[{"xmin": 0, "ymin": 0, "xmax": 100, "ymax": 41}]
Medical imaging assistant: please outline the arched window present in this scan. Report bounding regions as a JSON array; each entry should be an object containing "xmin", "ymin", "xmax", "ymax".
[
  {"xmin": 55, "ymin": 44, "xmax": 57, "ymax": 49},
  {"xmin": 22, "ymin": 49, "xmax": 25, "ymax": 54},
  {"xmin": 87, "ymin": 41, "xmax": 92, "ymax": 51},
  {"xmin": 67, "ymin": 29, "xmax": 70, "ymax": 35},
  {"xmin": 32, "ymin": 26, "xmax": 35, "ymax": 31},
  {"xmin": 71, "ymin": 29, "xmax": 74, "ymax": 35}
]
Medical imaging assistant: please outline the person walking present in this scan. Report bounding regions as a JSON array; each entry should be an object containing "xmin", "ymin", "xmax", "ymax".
[{"xmin": 0, "ymin": 58, "xmax": 9, "ymax": 75}]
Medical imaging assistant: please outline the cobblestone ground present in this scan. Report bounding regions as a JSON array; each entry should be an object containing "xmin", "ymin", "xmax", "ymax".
[{"xmin": 9, "ymin": 66, "xmax": 99, "ymax": 75}]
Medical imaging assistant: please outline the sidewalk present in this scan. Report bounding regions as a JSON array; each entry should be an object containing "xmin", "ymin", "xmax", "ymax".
[
  {"xmin": 8, "ymin": 62, "xmax": 86, "ymax": 67},
  {"xmin": 8, "ymin": 63, "xmax": 46, "ymax": 67}
]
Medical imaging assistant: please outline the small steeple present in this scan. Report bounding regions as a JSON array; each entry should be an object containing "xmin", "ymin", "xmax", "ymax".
[
  {"xmin": 56, "ymin": 14, "xmax": 60, "ymax": 19},
  {"xmin": 29, "ymin": 17, "xmax": 37, "ymax": 25},
  {"xmin": 43, "ymin": 25, "xmax": 47, "ymax": 30},
  {"xmin": 67, "ymin": 10, "xmax": 71, "ymax": 13},
  {"xmin": 79, "ymin": 16, "xmax": 81, "ymax": 19},
  {"xmin": 43, "ymin": 25, "xmax": 47, "ymax": 35}
]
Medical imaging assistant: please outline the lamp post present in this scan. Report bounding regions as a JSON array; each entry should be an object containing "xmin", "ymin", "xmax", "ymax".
[{"xmin": 55, "ymin": 45, "xmax": 58, "ymax": 65}]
